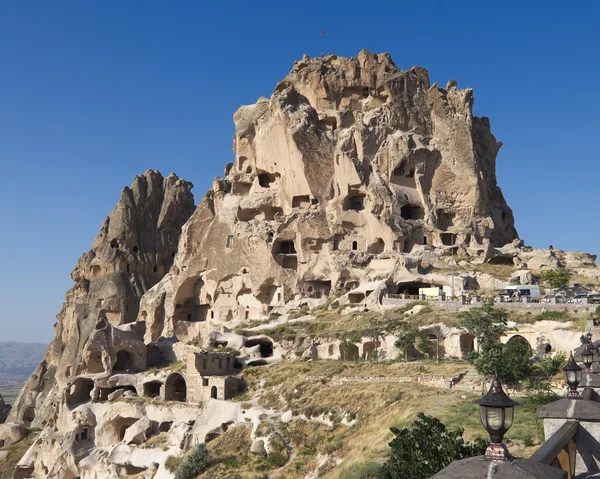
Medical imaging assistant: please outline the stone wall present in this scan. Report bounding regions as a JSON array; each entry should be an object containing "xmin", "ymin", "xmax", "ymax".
[
  {"xmin": 303, "ymin": 373, "xmax": 464, "ymax": 389},
  {"xmin": 382, "ymin": 296, "xmax": 596, "ymax": 313}
]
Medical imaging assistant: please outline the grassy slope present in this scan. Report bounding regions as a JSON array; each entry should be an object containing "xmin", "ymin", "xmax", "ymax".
[
  {"xmin": 195, "ymin": 359, "xmax": 543, "ymax": 479},
  {"xmin": 0, "ymin": 430, "xmax": 38, "ymax": 479}
]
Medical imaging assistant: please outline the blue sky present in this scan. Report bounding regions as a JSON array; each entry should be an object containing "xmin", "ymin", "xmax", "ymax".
[{"xmin": 0, "ymin": 1, "xmax": 598, "ymax": 342}]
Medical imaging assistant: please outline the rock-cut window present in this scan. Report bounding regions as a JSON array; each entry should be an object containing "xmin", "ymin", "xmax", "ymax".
[{"xmin": 226, "ymin": 235, "xmax": 234, "ymax": 248}]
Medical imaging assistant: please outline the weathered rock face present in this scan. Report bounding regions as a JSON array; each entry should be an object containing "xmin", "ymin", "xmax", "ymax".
[
  {"xmin": 0, "ymin": 392, "xmax": 10, "ymax": 423},
  {"xmin": 8, "ymin": 170, "xmax": 194, "ymax": 429},
  {"xmin": 140, "ymin": 50, "xmax": 518, "ymax": 343}
]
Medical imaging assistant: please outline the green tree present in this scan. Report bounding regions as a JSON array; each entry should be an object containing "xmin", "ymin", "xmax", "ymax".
[
  {"xmin": 525, "ymin": 353, "xmax": 567, "ymax": 398},
  {"xmin": 380, "ymin": 413, "xmax": 487, "ymax": 479},
  {"xmin": 458, "ymin": 302, "xmax": 512, "ymax": 352},
  {"xmin": 394, "ymin": 323, "xmax": 419, "ymax": 361},
  {"xmin": 417, "ymin": 326, "xmax": 446, "ymax": 363},
  {"xmin": 540, "ymin": 268, "xmax": 572, "ymax": 289},
  {"xmin": 364, "ymin": 317, "xmax": 387, "ymax": 362},
  {"xmin": 174, "ymin": 444, "xmax": 211, "ymax": 479},
  {"xmin": 471, "ymin": 336, "xmax": 533, "ymax": 386},
  {"xmin": 340, "ymin": 332, "xmax": 362, "ymax": 361}
]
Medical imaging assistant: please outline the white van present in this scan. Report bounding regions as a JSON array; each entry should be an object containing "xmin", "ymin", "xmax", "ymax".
[{"xmin": 499, "ymin": 285, "xmax": 541, "ymax": 300}]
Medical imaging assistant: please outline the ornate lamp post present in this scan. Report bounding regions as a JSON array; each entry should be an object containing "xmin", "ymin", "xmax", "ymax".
[
  {"xmin": 473, "ymin": 378, "xmax": 518, "ymax": 460},
  {"xmin": 564, "ymin": 352, "xmax": 582, "ymax": 398},
  {"xmin": 582, "ymin": 343, "xmax": 595, "ymax": 373}
]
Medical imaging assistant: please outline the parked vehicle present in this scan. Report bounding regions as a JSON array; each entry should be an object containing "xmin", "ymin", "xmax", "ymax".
[
  {"xmin": 588, "ymin": 294, "xmax": 600, "ymax": 304},
  {"xmin": 498, "ymin": 285, "xmax": 541, "ymax": 300},
  {"xmin": 567, "ymin": 294, "xmax": 588, "ymax": 304}
]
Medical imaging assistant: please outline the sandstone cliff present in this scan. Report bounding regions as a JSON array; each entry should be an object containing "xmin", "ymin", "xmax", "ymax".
[
  {"xmin": 139, "ymin": 50, "xmax": 517, "ymax": 346},
  {"xmin": 8, "ymin": 170, "xmax": 194, "ymax": 430}
]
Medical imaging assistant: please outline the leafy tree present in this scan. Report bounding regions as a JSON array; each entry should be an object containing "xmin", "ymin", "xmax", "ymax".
[
  {"xmin": 525, "ymin": 353, "xmax": 567, "ymax": 398},
  {"xmin": 394, "ymin": 323, "xmax": 419, "ymax": 361},
  {"xmin": 540, "ymin": 268, "xmax": 572, "ymax": 289},
  {"xmin": 175, "ymin": 444, "xmax": 211, "ymax": 479},
  {"xmin": 417, "ymin": 326, "xmax": 446, "ymax": 363},
  {"xmin": 458, "ymin": 302, "xmax": 512, "ymax": 352},
  {"xmin": 339, "ymin": 332, "xmax": 362, "ymax": 361},
  {"xmin": 364, "ymin": 317, "xmax": 387, "ymax": 362},
  {"xmin": 471, "ymin": 337, "xmax": 533, "ymax": 387},
  {"xmin": 380, "ymin": 413, "xmax": 487, "ymax": 479}
]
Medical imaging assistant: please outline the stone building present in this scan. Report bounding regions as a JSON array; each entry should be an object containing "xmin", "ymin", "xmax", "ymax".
[{"xmin": 185, "ymin": 350, "xmax": 239, "ymax": 401}]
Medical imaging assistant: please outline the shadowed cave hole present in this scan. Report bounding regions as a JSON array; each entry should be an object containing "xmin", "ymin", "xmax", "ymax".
[{"xmin": 245, "ymin": 338, "xmax": 274, "ymax": 358}]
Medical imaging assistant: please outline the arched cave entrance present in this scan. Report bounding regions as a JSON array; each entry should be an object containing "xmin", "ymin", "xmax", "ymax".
[
  {"xmin": 459, "ymin": 333, "xmax": 475, "ymax": 358},
  {"xmin": 165, "ymin": 373, "xmax": 186, "ymax": 402},
  {"xmin": 393, "ymin": 282, "xmax": 432, "ymax": 296},
  {"xmin": 211, "ymin": 386, "xmax": 218, "ymax": 400},
  {"xmin": 339, "ymin": 343, "xmax": 359, "ymax": 361},
  {"xmin": 143, "ymin": 381, "xmax": 162, "ymax": 398},
  {"xmin": 67, "ymin": 378, "xmax": 95, "ymax": 409},
  {"xmin": 488, "ymin": 256, "xmax": 515, "ymax": 266},
  {"xmin": 87, "ymin": 350, "xmax": 105, "ymax": 374},
  {"xmin": 114, "ymin": 350, "xmax": 134, "ymax": 372},
  {"xmin": 245, "ymin": 338, "xmax": 274, "ymax": 358}
]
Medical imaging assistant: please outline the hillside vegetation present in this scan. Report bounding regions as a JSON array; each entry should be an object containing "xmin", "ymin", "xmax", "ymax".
[{"xmin": 194, "ymin": 359, "xmax": 542, "ymax": 479}]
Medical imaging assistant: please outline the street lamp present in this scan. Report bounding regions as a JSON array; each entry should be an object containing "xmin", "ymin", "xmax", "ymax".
[
  {"xmin": 472, "ymin": 378, "xmax": 518, "ymax": 460},
  {"xmin": 581, "ymin": 343, "xmax": 595, "ymax": 372},
  {"xmin": 564, "ymin": 352, "xmax": 582, "ymax": 398}
]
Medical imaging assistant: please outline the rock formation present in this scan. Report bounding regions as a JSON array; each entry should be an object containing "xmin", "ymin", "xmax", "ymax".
[
  {"xmin": 0, "ymin": 392, "xmax": 10, "ymax": 423},
  {"xmin": 9, "ymin": 170, "xmax": 194, "ymax": 430},
  {"xmin": 138, "ymin": 50, "xmax": 518, "ymax": 346},
  {"xmin": 7, "ymin": 51, "xmax": 598, "ymax": 478}
]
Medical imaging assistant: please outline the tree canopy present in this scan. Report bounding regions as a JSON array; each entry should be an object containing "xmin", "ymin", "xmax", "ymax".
[
  {"xmin": 394, "ymin": 323, "xmax": 419, "ymax": 361},
  {"xmin": 540, "ymin": 268, "xmax": 572, "ymax": 289},
  {"xmin": 380, "ymin": 413, "xmax": 487, "ymax": 479},
  {"xmin": 458, "ymin": 301, "xmax": 512, "ymax": 352}
]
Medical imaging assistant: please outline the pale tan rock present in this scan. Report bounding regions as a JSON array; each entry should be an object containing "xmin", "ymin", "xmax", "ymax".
[
  {"xmin": 250, "ymin": 438, "xmax": 267, "ymax": 455},
  {"xmin": 0, "ymin": 422, "xmax": 25, "ymax": 446}
]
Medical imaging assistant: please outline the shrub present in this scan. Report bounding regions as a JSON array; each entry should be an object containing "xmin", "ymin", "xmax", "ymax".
[
  {"xmin": 540, "ymin": 269, "xmax": 572, "ymax": 289},
  {"xmin": 257, "ymin": 451, "xmax": 287, "ymax": 470},
  {"xmin": 174, "ymin": 444, "xmax": 211, "ymax": 479},
  {"xmin": 165, "ymin": 454, "xmax": 185, "ymax": 473},
  {"xmin": 380, "ymin": 413, "xmax": 487, "ymax": 479}
]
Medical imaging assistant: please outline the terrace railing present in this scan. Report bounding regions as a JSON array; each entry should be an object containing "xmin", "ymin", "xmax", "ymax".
[{"xmin": 530, "ymin": 421, "xmax": 578, "ymax": 479}]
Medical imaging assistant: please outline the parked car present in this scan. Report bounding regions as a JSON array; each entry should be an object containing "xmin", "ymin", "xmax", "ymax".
[
  {"xmin": 588, "ymin": 294, "xmax": 600, "ymax": 304},
  {"xmin": 567, "ymin": 294, "xmax": 588, "ymax": 304}
]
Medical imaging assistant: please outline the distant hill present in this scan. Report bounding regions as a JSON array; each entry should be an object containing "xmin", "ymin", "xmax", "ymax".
[{"xmin": 0, "ymin": 342, "xmax": 47, "ymax": 380}]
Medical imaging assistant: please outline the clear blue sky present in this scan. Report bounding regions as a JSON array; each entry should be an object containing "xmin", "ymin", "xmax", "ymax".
[{"xmin": 1, "ymin": 1, "xmax": 598, "ymax": 343}]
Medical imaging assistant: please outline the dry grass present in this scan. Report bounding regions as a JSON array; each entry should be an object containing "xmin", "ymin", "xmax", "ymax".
[
  {"xmin": 140, "ymin": 432, "xmax": 169, "ymax": 449},
  {"xmin": 446, "ymin": 263, "xmax": 516, "ymax": 280},
  {"xmin": 0, "ymin": 429, "xmax": 38, "ymax": 479},
  {"xmin": 198, "ymin": 358, "xmax": 544, "ymax": 478},
  {"xmin": 146, "ymin": 360, "xmax": 185, "ymax": 375}
]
